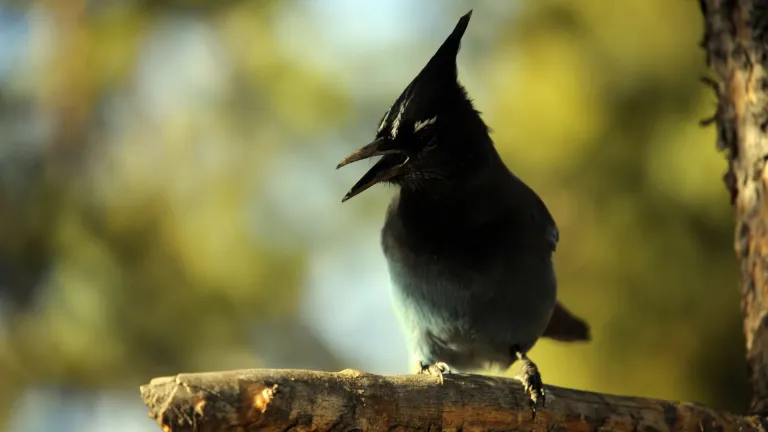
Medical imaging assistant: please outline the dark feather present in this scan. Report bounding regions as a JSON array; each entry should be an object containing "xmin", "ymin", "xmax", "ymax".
[{"xmin": 542, "ymin": 301, "xmax": 591, "ymax": 342}]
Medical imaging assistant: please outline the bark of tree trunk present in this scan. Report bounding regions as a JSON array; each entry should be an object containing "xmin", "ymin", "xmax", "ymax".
[{"xmin": 700, "ymin": 0, "xmax": 768, "ymax": 415}]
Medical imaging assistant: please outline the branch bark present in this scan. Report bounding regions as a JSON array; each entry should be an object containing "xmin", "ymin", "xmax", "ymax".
[
  {"xmin": 140, "ymin": 368, "xmax": 765, "ymax": 432},
  {"xmin": 137, "ymin": 1, "xmax": 768, "ymax": 430},
  {"xmin": 700, "ymin": 0, "xmax": 768, "ymax": 415}
]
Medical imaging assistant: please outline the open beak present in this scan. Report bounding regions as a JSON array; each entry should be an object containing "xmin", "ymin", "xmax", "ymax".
[{"xmin": 336, "ymin": 137, "xmax": 409, "ymax": 202}]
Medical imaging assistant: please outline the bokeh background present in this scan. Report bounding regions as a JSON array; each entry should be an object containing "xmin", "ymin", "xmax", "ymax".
[{"xmin": 0, "ymin": 0, "xmax": 747, "ymax": 430}]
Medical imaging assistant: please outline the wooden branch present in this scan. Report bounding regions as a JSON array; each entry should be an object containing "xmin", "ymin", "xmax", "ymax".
[
  {"xmin": 700, "ymin": 0, "xmax": 768, "ymax": 415},
  {"xmin": 140, "ymin": 368, "xmax": 765, "ymax": 432}
]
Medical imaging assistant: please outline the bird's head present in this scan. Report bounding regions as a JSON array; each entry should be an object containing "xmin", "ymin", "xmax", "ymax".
[{"xmin": 337, "ymin": 10, "xmax": 492, "ymax": 202}]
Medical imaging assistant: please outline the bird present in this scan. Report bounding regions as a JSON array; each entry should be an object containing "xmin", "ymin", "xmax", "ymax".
[{"xmin": 336, "ymin": 10, "xmax": 590, "ymax": 416}]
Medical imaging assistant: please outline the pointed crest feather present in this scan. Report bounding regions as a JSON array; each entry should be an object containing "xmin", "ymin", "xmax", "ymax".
[{"xmin": 422, "ymin": 10, "xmax": 473, "ymax": 77}]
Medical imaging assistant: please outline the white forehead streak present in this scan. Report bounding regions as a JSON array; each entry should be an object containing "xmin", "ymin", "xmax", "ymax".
[
  {"xmin": 390, "ymin": 99, "xmax": 409, "ymax": 139},
  {"xmin": 377, "ymin": 107, "xmax": 391, "ymax": 133},
  {"xmin": 414, "ymin": 116, "xmax": 438, "ymax": 133}
]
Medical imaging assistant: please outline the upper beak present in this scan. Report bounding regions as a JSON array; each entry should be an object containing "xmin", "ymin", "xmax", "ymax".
[{"xmin": 336, "ymin": 137, "xmax": 408, "ymax": 202}]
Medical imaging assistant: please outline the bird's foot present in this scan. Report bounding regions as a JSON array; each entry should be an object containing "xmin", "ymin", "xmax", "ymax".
[
  {"xmin": 514, "ymin": 353, "xmax": 545, "ymax": 419},
  {"xmin": 417, "ymin": 360, "xmax": 451, "ymax": 384}
]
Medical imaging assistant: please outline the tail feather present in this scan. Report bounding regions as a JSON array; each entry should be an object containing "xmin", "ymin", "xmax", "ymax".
[{"xmin": 542, "ymin": 301, "xmax": 591, "ymax": 342}]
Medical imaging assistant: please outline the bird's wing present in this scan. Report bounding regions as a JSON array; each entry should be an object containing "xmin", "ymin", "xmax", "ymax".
[
  {"xmin": 527, "ymin": 190, "xmax": 559, "ymax": 252},
  {"xmin": 507, "ymin": 171, "xmax": 559, "ymax": 252},
  {"xmin": 544, "ymin": 220, "xmax": 559, "ymax": 252}
]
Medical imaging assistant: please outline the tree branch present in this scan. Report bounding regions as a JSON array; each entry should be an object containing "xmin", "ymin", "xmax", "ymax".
[{"xmin": 140, "ymin": 368, "xmax": 765, "ymax": 432}]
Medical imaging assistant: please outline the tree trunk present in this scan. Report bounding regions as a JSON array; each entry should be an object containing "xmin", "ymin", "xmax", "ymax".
[{"xmin": 700, "ymin": 0, "xmax": 768, "ymax": 415}]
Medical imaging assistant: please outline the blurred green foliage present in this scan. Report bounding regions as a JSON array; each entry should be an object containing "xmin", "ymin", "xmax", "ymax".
[
  {"xmin": 0, "ymin": 0, "xmax": 749, "ymax": 429},
  {"xmin": 0, "ymin": 0, "xmax": 344, "ymax": 427}
]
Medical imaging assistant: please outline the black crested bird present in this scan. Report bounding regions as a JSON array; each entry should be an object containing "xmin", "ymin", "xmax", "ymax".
[{"xmin": 336, "ymin": 10, "xmax": 590, "ymax": 415}]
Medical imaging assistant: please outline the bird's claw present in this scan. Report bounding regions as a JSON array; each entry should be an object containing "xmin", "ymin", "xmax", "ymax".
[
  {"xmin": 515, "ymin": 357, "xmax": 545, "ymax": 418},
  {"xmin": 418, "ymin": 360, "xmax": 451, "ymax": 384}
]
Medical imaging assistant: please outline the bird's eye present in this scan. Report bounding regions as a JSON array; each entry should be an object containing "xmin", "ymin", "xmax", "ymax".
[
  {"xmin": 413, "ymin": 116, "xmax": 438, "ymax": 148},
  {"xmin": 420, "ymin": 134, "xmax": 436, "ymax": 149}
]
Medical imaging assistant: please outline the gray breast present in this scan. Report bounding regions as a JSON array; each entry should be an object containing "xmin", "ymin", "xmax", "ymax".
[
  {"xmin": 386, "ymin": 253, "xmax": 487, "ymax": 371},
  {"xmin": 380, "ymin": 197, "xmax": 558, "ymax": 372},
  {"xmin": 386, "ymin": 240, "xmax": 553, "ymax": 371}
]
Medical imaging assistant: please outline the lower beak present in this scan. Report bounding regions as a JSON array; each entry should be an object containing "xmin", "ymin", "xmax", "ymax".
[{"xmin": 336, "ymin": 138, "xmax": 408, "ymax": 202}]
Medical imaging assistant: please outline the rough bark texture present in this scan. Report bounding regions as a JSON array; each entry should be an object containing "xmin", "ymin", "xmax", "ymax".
[
  {"xmin": 140, "ymin": 368, "xmax": 767, "ymax": 432},
  {"xmin": 700, "ymin": 0, "xmax": 768, "ymax": 415}
]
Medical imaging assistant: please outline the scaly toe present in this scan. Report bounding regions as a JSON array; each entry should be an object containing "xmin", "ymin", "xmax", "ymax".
[
  {"xmin": 515, "ymin": 359, "xmax": 545, "ymax": 419},
  {"xmin": 419, "ymin": 361, "xmax": 451, "ymax": 384}
]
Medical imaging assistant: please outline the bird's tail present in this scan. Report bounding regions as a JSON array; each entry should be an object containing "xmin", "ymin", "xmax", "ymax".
[{"xmin": 542, "ymin": 301, "xmax": 591, "ymax": 342}]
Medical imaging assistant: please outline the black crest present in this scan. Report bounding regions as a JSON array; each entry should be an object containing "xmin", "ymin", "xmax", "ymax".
[{"xmin": 376, "ymin": 10, "xmax": 473, "ymax": 141}]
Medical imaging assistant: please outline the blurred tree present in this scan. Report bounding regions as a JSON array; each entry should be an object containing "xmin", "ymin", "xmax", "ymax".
[{"xmin": 0, "ymin": 0, "xmax": 348, "ymax": 428}]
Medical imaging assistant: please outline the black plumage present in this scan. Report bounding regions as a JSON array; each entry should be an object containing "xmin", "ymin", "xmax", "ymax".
[{"xmin": 337, "ymin": 10, "xmax": 589, "ymax": 415}]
